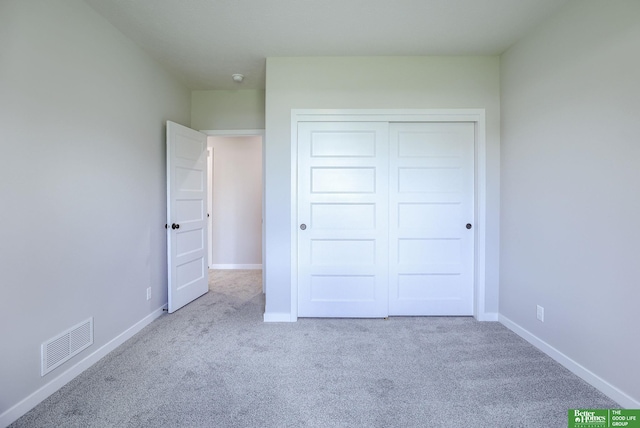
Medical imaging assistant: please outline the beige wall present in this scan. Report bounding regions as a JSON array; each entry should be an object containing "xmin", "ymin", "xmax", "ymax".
[
  {"xmin": 500, "ymin": 0, "xmax": 640, "ymax": 406},
  {"xmin": 191, "ymin": 89, "xmax": 265, "ymax": 130},
  {"xmin": 0, "ymin": 0, "xmax": 191, "ymax": 424},
  {"xmin": 264, "ymin": 56, "xmax": 501, "ymax": 319}
]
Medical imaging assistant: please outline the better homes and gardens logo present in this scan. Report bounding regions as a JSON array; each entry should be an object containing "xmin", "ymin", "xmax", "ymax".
[
  {"xmin": 571, "ymin": 410, "xmax": 607, "ymax": 427},
  {"xmin": 569, "ymin": 409, "xmax": 640, "ymax": 428}
]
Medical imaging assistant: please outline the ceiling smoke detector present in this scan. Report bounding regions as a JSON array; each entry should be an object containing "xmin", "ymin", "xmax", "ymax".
[{"xmin": 232, "ymin": 73, "xmax": 244, "ymax": 83}]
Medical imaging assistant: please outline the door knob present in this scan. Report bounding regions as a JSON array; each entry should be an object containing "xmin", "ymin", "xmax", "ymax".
[
  {"xmin": 172, "ymin": 223, "xmax": 180, "ymax": 230},
  {"xmin": 300, "ymin": 224, "xmax": 307, "ymax": 230},
  {"xmin": 466, "ymin": 223, "xmax": 472, "ymax": 229}
]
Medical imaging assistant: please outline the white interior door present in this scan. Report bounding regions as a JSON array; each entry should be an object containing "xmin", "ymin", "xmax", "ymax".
[
  {"xmin": 388, "ymin": 122, "xmax": 475, "ymax": 315},
  {"xmin": 297, "ymin": 122, "xmax": 389, "ymax": 317},
  {"xmin": 166, "ymin": 121, "xmax": 209, "ymax": 313}
]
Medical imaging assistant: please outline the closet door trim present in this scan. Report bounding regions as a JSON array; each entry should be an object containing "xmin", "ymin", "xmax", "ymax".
[{"xmin": 290, "ymin": 109, "xmax": 487, "ymax": 321}]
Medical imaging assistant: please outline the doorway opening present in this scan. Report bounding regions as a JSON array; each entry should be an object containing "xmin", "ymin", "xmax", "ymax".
[
  {"xmin": 206, "ymin": 133, "xmax": 263, "ymax": 269},
  {"xmin": 204, "ymin": 130, "xmax": 265, "ymax": 291}
]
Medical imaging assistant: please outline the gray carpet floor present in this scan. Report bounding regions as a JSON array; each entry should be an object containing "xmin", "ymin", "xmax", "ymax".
[{"xmin": 12, "ymin": 270, "xmax": 617, "ymax": 427}]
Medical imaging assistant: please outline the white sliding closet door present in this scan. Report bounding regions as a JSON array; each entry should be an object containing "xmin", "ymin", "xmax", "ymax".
[
  {"xmin": 296, "ymin": 120, "xmax": 475, "ymax": 318},
  {"xmin": 388, "ymin": 122, "xmax": 475, "ymax": 315},
  {"xmin": 297, "ymin": 122, "xmax": 389, "ymax": 317}
]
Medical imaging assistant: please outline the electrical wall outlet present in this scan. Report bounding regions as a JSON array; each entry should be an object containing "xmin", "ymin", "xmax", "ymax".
[
  {"xmin": 146, "ymin": 287, "xmax": 151, "ymax": 301},
  {"xmin": 537, "ymin": 305, "xmax": 544, "ymax": 322}
]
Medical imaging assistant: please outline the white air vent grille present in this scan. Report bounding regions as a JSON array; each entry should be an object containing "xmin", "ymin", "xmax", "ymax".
[{"xmin": 41, "ymin": 317, "xmax": 93, "ymax": 376}]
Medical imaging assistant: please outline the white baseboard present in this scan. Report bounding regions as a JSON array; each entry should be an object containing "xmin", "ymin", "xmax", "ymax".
[
  {"xmin": 477, "ymin": 311, "xmax": 499, "ymax": 321},
  {"xmin": 209, "ymin": 264, "xmax": 262, "ymax": 270},
  {"xmin": 499, "ymin": 314, "xmax": 639, "ymax": 409},
  {"xmin": 263, "ymin": 312, "xmax": 294, "ymax": 322},
  {"xmin": 0, "ymin": 305, "xmax": 167, "ymax": 428}
]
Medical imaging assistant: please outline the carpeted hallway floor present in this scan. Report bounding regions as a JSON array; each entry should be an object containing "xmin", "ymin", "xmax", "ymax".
[{"xmin": 11, "ymin": 270, "xmax": 617, "ymax": 427}]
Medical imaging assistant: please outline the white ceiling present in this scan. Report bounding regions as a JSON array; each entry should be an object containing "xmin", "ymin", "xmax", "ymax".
[{"xmin": 84, "ymin": 0, "xmax": 568, "ymax": 90}]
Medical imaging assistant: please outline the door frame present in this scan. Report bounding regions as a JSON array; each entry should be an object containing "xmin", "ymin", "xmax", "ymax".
[
  {"xmin": 290, "ymin": 109, "xmax": 488, "ymax": 321},
  {"xmin": 201, "ymin": 129, "xmax": 266, "ymax": 292}
]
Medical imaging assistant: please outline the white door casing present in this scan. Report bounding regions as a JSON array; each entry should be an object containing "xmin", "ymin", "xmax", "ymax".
[
  {"xmin": 291, "ymin": 110, "xmax": 486, "ymax": 321},
  {"xmin": 203, "ymin": 130, "xmax": 266, "ymax": 292},
  {"xmin": 167, "ymin": 121, "xmax": 209, "ymax": 313},
  {"xmin": 388, "ymin": 122, "xmax": 475, "ymax": 315},
  {"xmin": 207, "ymin": 146, "xmax": 213, "ymax": 268},
  {"xmin": 297, "ymin": 122, "xmax": 390, "ymax": 317}
]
